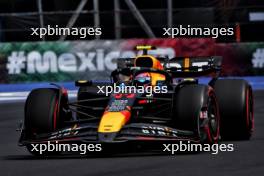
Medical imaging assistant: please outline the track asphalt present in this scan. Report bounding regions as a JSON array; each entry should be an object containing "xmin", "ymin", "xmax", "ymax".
[{"xmin": 0, "ymin": 91, "xmax": 264, "ymax": 176}]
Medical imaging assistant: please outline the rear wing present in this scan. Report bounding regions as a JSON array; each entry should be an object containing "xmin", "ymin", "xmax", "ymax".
[
  {"xmin": 116, "ymin": 56, "xmax": 222, "ymax": 78},
  {"xmin": 165, "ymin": 56, "xmax": 222, "ymax": 77}
]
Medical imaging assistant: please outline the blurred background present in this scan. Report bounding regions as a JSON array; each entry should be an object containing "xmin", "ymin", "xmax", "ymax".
[
  {"xmin": 0, "ymin": 2, "xmax": 264, "ymax": 175},
  {"xmin": 0, "ymin": 0, "xmax": 263, "ymax": 41},
  {"xmin": 0, "ymin": 0, "xmax": 263, "ymax": 92}
]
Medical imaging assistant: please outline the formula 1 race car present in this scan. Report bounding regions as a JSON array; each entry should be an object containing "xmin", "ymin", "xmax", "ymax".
[{"xmin": 18, "ymin": 46, "xmax": 254, "ymax": 155}]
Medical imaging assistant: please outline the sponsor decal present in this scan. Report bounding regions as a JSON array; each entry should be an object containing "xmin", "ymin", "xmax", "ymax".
[
  {"xmin": 252, "ymin": 48, "xmax": 264, "ymax": 68},
  {"xmin": 1, "ymin": 39, "xmax": 264, "ymax": 83},
  {"xmin": 49, "ymin": 125, "xmax": 79, "ymax": 139},
  {"xmin": 6, "ymin": 47, "xmax": 175, "ymax": 75},
  {"xmin": 141, "ymin": 125, "xmax": 178, "ymax": 137}
]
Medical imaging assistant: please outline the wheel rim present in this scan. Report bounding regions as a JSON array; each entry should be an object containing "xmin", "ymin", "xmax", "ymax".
[{"xmin": 200, "ymin": 93, "xmax": 220, "ymax": 143}]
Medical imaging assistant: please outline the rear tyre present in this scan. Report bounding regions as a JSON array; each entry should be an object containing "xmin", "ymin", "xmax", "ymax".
[
  {"xmin": 174, "ymin": 84, "xmax": 220, "ymax": 144},
  {"xmin": 214, "ymin": 79, "xmax": 254, "ymax": 140},
  {"xmin": 24, "ymin": 88, "xmax": 65, "ymax": 155}
]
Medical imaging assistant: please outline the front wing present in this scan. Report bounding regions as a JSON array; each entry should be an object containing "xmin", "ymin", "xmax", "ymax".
[{"xmin": 19, "ymin": 123, "xmax": 200, "ymax": 145}]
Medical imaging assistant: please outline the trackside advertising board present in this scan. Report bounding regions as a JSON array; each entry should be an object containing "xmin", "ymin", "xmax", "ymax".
[{"xmin": 0, "ymin": 39, "xmax": 263, "ymax": 83}]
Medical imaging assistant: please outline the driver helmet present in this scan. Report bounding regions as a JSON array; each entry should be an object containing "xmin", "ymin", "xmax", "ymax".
[{"xmin": 135, "ymin": 72, "xmax": 151, "ymax": 86}]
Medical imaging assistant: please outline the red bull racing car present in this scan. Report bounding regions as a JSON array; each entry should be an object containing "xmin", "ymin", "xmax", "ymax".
[{"xmin": 18, "ymin": 46, "xmax": 254, "ymax": 155}]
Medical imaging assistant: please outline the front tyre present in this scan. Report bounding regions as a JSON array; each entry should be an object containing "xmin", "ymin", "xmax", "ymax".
[
  {"xmin": 24, "ymin": 88, "xmax": 67, "ymax": 155},
  {"xmin": 173, "ymin": 84, "xmax": 220, "ymax": 144},
  {"xmin": 214, "ymin": 79, "xmax": 254, "ymax": 140}
]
